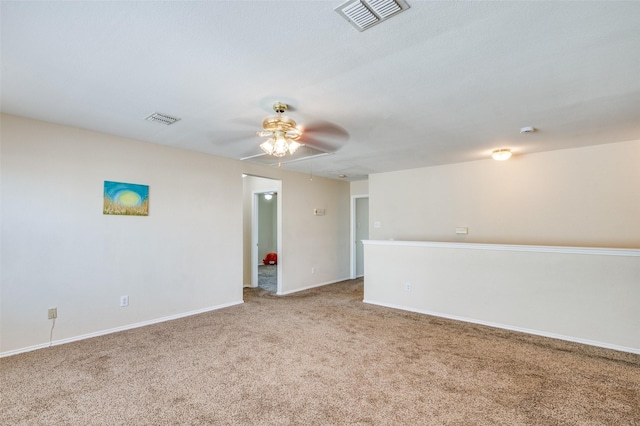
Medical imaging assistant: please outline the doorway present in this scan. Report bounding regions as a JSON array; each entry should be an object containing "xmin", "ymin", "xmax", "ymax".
[
  {"xmin": 242, "ymin": 175, "xmax": 282, "ymax": 294},
  {"xmin": 351, "ymin": 196, "xmax": 369, "ymax": 278},
  {"xmin": 255, "ymin": 191, "xmax": 278, "ymax": 292}
]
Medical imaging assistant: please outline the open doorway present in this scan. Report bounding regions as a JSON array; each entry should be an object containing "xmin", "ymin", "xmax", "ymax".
[
  {"xmin": 242, "ymin": 175, "xmax": 282, "ymax": 294},
  {"xmin": 255, "ymin": 191, "xmax": 278, "ymax": 292},
  {"xmin": 351, "ymin": 196, "xmax": 369, "ymax": 278}
]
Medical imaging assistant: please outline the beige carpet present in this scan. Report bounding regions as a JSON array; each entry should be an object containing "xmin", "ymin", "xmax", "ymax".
[{"xmin": 1, "ymin": 278, "xmax": 639, "ymax": 425}]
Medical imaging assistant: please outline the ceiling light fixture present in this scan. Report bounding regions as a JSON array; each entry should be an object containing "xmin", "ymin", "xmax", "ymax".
[
  {"xmin": 492, "ymin": 149, "xmax": 512, "ymax": 161},
  {"xmin": 258, "ymin": 102, "xmax": 302, "ymax": 158}
]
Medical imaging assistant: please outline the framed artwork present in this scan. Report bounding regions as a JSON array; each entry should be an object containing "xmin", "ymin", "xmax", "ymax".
[{"xmin": 103, "ymin": 181, "xmax": 149, "ymax": 216}]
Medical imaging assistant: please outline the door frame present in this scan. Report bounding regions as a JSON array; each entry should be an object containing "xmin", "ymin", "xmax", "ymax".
[
  {"xmin": 251, "ymin": 186, "xmax": 282, "ymax": 293},
  {"xmin": 350, "ymin": 195, "xmax": 369, "ymax": 279}
]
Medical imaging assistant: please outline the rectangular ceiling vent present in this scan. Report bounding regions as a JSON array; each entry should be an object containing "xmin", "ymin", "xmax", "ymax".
[
  {"xmin": 335, "ymin": 0, "xmax": 410, "ymax": 32},
  {"xmin": 145, "ymin": 112, "xmax": 181, "ymax": 125}
]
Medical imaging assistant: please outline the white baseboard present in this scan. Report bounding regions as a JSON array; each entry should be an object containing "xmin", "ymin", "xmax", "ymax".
[
  {"xmin": 278, "ymin": 277, "xmax": 352, "ymax": 295},
  {"xmin": 1, "ymin": 300, "xmax": 244, "ymax": 358},
  {"xmin": 363, "ymin": 299, "xmax": 640, "ymax": 355}
]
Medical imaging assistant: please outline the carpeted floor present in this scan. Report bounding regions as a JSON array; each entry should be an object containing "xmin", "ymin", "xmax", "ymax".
[
  {"xmin": 1, "ymin": 278, "xmax": 639, "ymax": 425},
  {"xmin": 258, "ymin": 264, "xmax": 277, "ymax": 293}
]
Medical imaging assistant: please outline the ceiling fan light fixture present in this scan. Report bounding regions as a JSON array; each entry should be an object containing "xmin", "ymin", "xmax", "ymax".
[
  {"xmin": 260, "ymin": 139, "xmax": 275, "ymax": 155},
  {"xmin": 274, "ymin": 132, "xmax": 288, "ymax": 149},
  {"xmin": 257, "ymin": 103, "xmax": 305, "ymax": 158},
  {"xmin": 288, "ymin": 140, "xmax": 301, "ymax": 155}
]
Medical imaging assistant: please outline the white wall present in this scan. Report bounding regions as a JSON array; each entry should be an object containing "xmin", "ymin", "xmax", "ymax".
[
  {"xmin": 369, "ymin": 140, "xmax": 640, "ymax": 248},
  {"xmin": 276, "ymin": 170, "xmax": 351, "ymax": 293},
  {"xmin": 240, "ymin": 172, "xmax": 351, "ymax": 293},
  {"xmin": 365, "ymin": 241, "xmax": 640, "ymax": 353},
  {"xmin": 364, "ymin": 140, "xmax": 640, "ymax": 353},
  {"xmin": 1, "ymin": 114, "xmax": 351, "ymax": 355},
  {"xmin": 350, "ymin": 179, "xmax": 368, "ymax": 197}
]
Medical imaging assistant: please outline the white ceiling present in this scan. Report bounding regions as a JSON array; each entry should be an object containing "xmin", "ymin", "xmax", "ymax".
[{"xmin": 2, "ymin": 1, "xmax": 639, "ymax": 180}]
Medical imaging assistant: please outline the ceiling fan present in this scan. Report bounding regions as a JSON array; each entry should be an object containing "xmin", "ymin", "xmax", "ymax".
[
  {"xmin": 257, "ymin": 102, "xmax": 303, "ymax": 157},
  {"xmin": 241, "ymin": 101, "xmax": 349, "ymax": 164}
]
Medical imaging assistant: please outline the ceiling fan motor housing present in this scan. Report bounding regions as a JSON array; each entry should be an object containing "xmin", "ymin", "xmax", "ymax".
[
  {"xmin": 260, "ymin": 103, "xmax": 302, "ymax": 140},
  {"xmin": 273, "ymin": 102, "xmax": 288, "ymax": 114}
]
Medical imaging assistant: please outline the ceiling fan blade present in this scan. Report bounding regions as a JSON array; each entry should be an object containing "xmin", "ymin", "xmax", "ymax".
[
  {"xmin": 302, "ymin": 121, "xmax": 349, "ymax": 139},
  {"xmin": 299, "ymin": 121, "xmax": 350, "ymax": 152},
  {"xmin": 207, "ymin": 116, "xmax": 261, "ymax": 147},
  {"xmin": 298, "ymin": 136, "xmax": 339, "ymax": 153}
]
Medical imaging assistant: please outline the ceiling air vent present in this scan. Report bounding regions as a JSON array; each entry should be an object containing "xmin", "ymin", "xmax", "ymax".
[
  {"xmin": 335, "ymin": 0, "xmax": 410, "ymax": 32},
  {"xmin": 145, "ymin": 112, "xmax": 181, "ymax": 125}
]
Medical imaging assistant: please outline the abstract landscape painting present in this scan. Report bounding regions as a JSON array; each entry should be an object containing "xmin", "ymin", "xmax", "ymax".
[{"xmin": 103, "ymin": 181, "xmax": 149, "ymax": 216}]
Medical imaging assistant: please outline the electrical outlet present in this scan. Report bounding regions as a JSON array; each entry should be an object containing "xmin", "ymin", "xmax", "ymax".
[
  {"xmin": 311, "ymin": 267, "xmax": 316, "ymax": 274},
  {"xmin": 48, "ymin": 307, "xmax": 57, "ymax": 319},
  {"xmin": 120, "ymin": 295, "xmax": 129, "ymax": 307},
  {"xmin": 405, "ymin": 282, "xmax": 412, "ymax": 292}
]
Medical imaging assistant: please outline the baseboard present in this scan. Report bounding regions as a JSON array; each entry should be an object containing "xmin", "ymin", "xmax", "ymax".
[
  {"xmin": 278, "ymin": 277, "xmax": 352, "ymax": 295},
  {"xmin": 363, "ymin": 299, "xmax": 640, "ymax": 355},
  {"xmin": 0, "ymin": 300, "xmax": 244, "ymax": 358}
]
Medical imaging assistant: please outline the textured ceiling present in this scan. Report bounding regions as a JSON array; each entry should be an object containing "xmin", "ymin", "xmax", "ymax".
[{"xmin": 2, "ymin": 1, "xmax": 639, "ymax": 180}]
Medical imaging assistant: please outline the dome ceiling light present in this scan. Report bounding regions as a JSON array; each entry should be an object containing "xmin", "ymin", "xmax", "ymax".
[{"xmin": 492, "ymin": 148, "xmax": 512, "ymax": 161}]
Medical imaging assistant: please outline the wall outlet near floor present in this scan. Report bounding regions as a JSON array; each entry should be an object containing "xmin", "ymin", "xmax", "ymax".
[
  {"xmin": 120, "ymin": 295, "xmax": 129, "ymax": 307},
  {"xmin": 48, "ymin": 307, "xmax": 57, "ymax": 319},
  {"xmin": 311, "ymin": 266, "xmax": 316, "ymax": 274},
  {"xmin": 404, "ymin": 282, "xmax": 412, "ymax": 292}
]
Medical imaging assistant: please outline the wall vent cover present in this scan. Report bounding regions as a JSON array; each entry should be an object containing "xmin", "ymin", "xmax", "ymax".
[
  {"xmin": 145, "ymin": 112, "xmax": 181, "ymax": 125},
  {"xmin": 335, "ymin": 0, "xmax": 410, "ymax": 32}
]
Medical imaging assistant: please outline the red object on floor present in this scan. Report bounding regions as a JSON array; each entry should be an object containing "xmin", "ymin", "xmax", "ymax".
[{"xmin": 263, "ymin": 253, "xmax": 277, "ymax": 265}]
